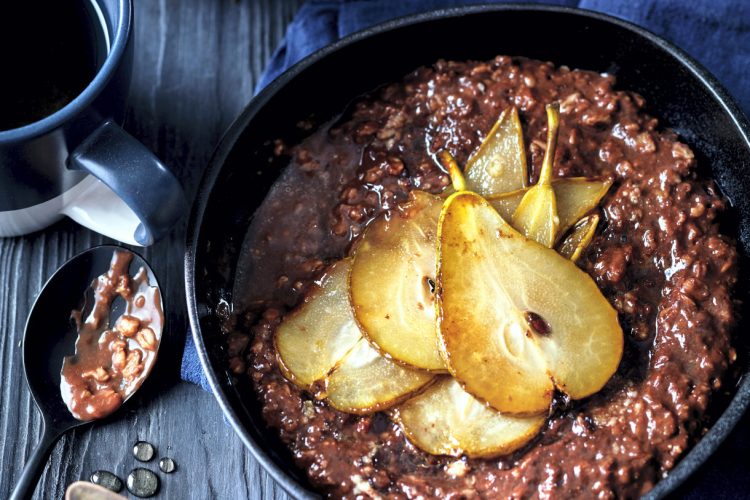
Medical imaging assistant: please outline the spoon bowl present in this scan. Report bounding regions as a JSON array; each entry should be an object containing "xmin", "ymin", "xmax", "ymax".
[{"xmin": 11, "ymin": 245, "xmax": 162, "ymax": 500}]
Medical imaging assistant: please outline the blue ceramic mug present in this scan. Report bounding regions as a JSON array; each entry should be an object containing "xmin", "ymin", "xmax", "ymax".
[{"xmin": 0, "ymin": 0, "xmax": 186, "ymax": 246}]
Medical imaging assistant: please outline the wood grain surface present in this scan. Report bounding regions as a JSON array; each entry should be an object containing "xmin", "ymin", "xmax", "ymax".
[
  {"xmin": 0, "ymin": 1, "xmax": 302, "ymax": 498},
  {"xmin": 2, "ymin": 0, "xmax": 748, "ymax": 499}
]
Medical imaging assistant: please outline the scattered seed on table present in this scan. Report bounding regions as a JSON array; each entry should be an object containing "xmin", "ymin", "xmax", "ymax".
[
  {"xmin": 158, "ymin": 457, "xmax": 177, "ymax": 473},
  {"xmin": 90, "ymin": 470, "xmax": 123, "ymax": 492},
  {"xmin": 133, "ymin": 441, "xmax": 155, "ymax": 462},
  {"xmin": 127, "ymin": 468, "xmax": 160, "ymax": 498}
]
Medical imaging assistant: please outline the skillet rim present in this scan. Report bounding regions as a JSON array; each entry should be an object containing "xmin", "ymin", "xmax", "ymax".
[{"xmin": 185, "ymin": 4, "xmax": 750, "ymax": 499}]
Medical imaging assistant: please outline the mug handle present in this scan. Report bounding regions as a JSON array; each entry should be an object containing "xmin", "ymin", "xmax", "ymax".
[{"xmin": 66, "ymin": 120, "xmax": 187, "ymax": 246}]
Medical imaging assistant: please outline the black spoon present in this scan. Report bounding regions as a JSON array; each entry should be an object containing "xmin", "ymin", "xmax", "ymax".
[{"xmin": 11, "ymin": 245, "xmax": 163, "ymax": 500}]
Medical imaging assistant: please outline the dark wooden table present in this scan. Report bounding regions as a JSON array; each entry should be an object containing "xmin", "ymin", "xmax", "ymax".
[
  {"xmin": 2, "ymin": 1, "xmax": 749, "ymax": 498},
  {"xmin": 0, "ymin": 1, "xmax": 302, "ymax": 498}
]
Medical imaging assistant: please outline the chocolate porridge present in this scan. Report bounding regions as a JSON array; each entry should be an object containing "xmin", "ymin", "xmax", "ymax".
[
  {"xmin": 226, "ymin": 56, "xmax": 739, "ymax": 498},
  {"xmin": 62, "ymin": 250, "xmax": 163, "ymax": 421}
]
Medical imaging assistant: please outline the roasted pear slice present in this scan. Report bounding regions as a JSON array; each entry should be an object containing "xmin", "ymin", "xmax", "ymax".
[
  {"xmin": 512, "ymin": 103, "xmax": 561, "ymax": 247},
  {"xmin": 464, "ymin": 107, "xmax": 528, "ymax": 196},
  {"xmin": 350, "ymin": 190, "xmax": 446, "ymax": 371},
  {"xmin": 554, "ymin": 180, "xmax": 609, "ymax": 237},
  {"xmin": 437, "ymin": 191, "xmax": 623, "ymax": 414},
  {"xmin": 558, "ymin": 214, "xmax": 600, "ymax": 262},
  {"xmin": 275, "ymin": 259, "xmax": 362, "ymax": 387},
  {"xmin": 488, "ymin": 177, "xmax": 611, "ymax": 240},
  {"xmin": 326, "ymin": 338, "xmax": 434, "ymax": 414},
  {"xmin": 395, "ymin": 377, "xmax": 545, "ymax": 458}
]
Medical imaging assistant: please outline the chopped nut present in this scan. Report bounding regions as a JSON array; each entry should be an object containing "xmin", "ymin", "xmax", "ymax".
[
  {"xmin": 469, "ymin": 63, "xmax": 491, "ymax": 75},
  {"xmin": 263, "ymin": 308, "xmax": 280, "ymax": 321},
  {"xmin": 112, "ymin": 349, "xmax": 127, "ymax": 371},
  {"xmin": 635, "ymin": 132, "xmax": 656, "ymax": 153},
  {"xmin": 135, "ymin": 327, "xmax": 158, "ymax": 351},
  {"xmin": 302, "ymin": 400, "xmax": 315, "ymax": 418},
  {"xmin": 228, "ymin": 356, "xmax": 245, "ymax": 375},
  {"xmin": 82, "ymin": 367, "xmax": 111, "ymax": 383},
  {"xmin": 446, "ymin": 460, "xmax": 469, "ymax": 477},
  {"xmin": 122, "ymin": 350, "xmax": 144, "ymax": 380},
  {"xmin": 110, "ymin": 338, "xmax": 127, "ymax": 352},
  {"xmin": 355, "ymin": 121, "xmax": 378, "ymax": 139},
  {"xmin": 296, "ymin": 149, "xmax": 320, "ymax": 172},
  {"xmin": 115, "ymin": 275, "xmax": 131, "ymax": 298},
  {"xmin": 560, "ymin": 92, "xmax": 582, "ymax": 113},
  {"xmin": 341, "ymin": 187, "xmax": 359, "ymax": 203},
  {"xmin": 689, "ymin": 203, "xmax": 705, "ymax": 218},
  {"xmin": 385, "ymin": 157, "xmax": 405, "ymax": 176},
  {"xmin": 300, "ymin": 259, "xmax": 324, "ymax": 275},
  {"xmin": 115, "ymin": 315, "xmax": 140, "ymax": 337},
  {"xmin": 672, "ymin": 142, "xmax": 694, "ymax": 160}
]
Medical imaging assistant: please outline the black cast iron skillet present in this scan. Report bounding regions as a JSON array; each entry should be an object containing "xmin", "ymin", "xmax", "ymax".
[{"xmin": 185, "ymin": 5, "xmax": 750, "ymax": 499}]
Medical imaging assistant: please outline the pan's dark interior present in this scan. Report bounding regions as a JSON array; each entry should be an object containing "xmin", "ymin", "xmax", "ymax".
[{"xmin": 187, "ymin": 6, "xmax": 750, "ymax": 499}]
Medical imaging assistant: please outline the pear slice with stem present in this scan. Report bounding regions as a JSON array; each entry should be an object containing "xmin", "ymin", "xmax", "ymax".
[
  {"xmin": 438, "ymin": 150, "xmax": 466, "ymax": 193},
  {"xmin": 437, "ymin": 191, "xmax": 623, "ymax": 414},
  {"xmin": 558, "ymin": 214, "xmax": 600, "ymax": 262},
  {"xmin": 394, "ymin": 377, "xmax": 545, "ymax": 458},
  {"xmin": 512, "ymin": 103, "xmax": 561, "ymax": 247},
  {"xmin": 326, "ymin": 338, "xmax": 434, "ymax": 414},
  {"xmin": 554, "ymin": 180, "xmax": 608, "ymax": 237},
  {"xmin": 350, "ymin": 190, "xmax": 446, "ymax": 371},
  {"xmin": 464, "ymin": 107, "xmax": 528, "ymax": 196},
  {"xmin": 275, "ymin": 259, "xmax": 362, "ymax": 387},
  {"xmin": 488, "ymin": 177, "xmax": 611, "ymax": 241}
]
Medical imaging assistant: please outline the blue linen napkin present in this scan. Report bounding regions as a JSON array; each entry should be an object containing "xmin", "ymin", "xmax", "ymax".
[
  {"xmin": 182, "ymin": 0, "xmax": 750, "ymax": 496},
  {"xmin": 256, "ymin": 0, "xmax": 750, "ymax": 113}
]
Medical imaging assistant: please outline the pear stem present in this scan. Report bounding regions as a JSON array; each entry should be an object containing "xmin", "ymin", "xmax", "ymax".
[
  {"xmin": 539, "ymin": 103, "xmax": 560, "ymax": 186},
  {"xmin": 439, "ymin": 150, "xmax": 466, "ymax": 192}
]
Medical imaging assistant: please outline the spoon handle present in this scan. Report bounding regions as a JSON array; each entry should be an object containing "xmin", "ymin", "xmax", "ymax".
[{"xmin": 11, "ymin": 424, "xmax": 62, "ymax": 500}]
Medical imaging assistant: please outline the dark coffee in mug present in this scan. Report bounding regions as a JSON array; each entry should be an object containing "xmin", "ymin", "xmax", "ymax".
[{"xmin": 0, "ymin": 0, "xmax": 107, "ymax": 131}]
